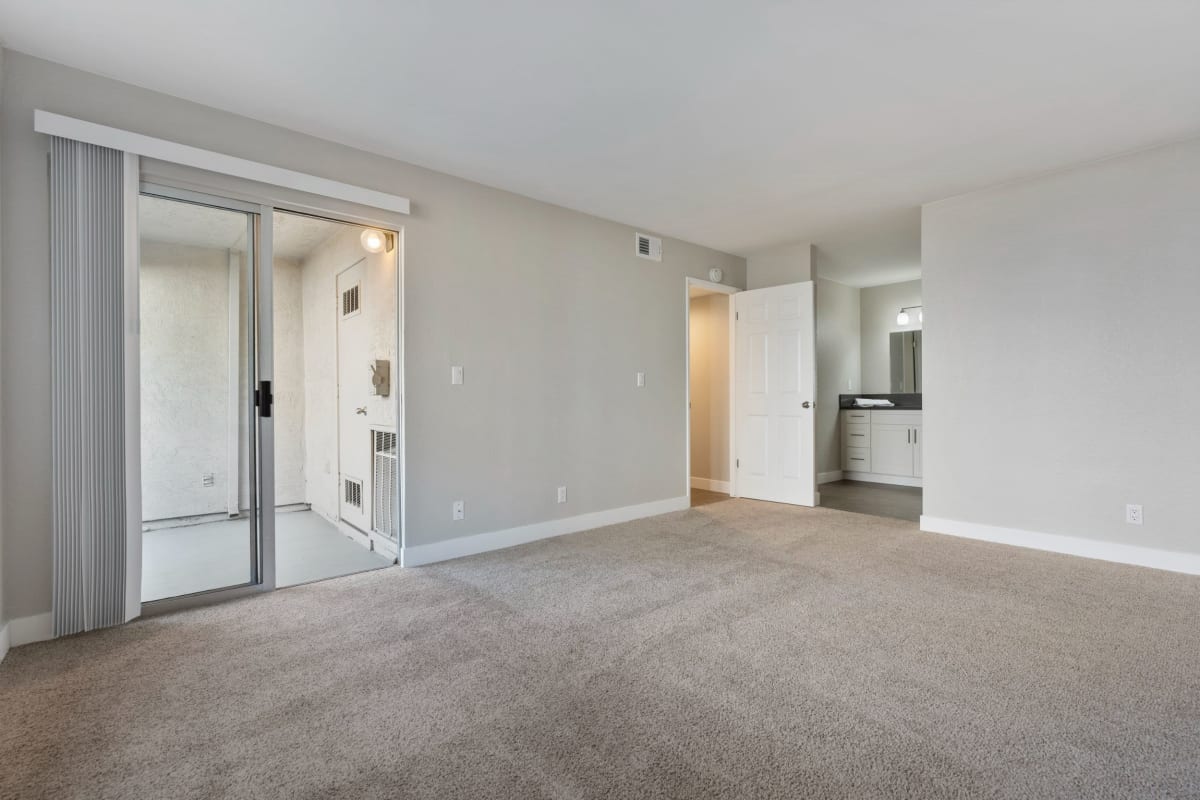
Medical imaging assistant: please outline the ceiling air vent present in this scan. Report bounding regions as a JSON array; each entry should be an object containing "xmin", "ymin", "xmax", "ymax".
[{"xmin": 635, "ymin": 232, "xmax": 662, "ymax": 262}]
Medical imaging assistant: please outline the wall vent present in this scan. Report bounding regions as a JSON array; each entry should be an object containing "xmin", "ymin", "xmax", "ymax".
[
  {"xmin": 341, "ymin": 283, "xmax": 361, "ymax": 317},
  {"xmin": 635, "ymin": 232, "xmax": 662, "ymax": 262},
  {"xmin": 344, "ymin": 477, "xmax": 363, "ymax": 509},
  {"xmin": 372, "ymin": 430, "xmax": 399, "ymax": 541}
]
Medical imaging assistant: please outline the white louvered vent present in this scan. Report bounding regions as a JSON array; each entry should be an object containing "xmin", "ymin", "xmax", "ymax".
[
  {"xmin": 341, "ymin": 283, "xmax": 361, "ymax": 317},
  {"xmin": 635, "ymin": 232, "xmax": 662, "ymax": 262},
  {"xmin": 344, "ymin": 477, "xmax": 363, "ymax": 509},
  {"xmin": 372, "ymin": 429, "xmax": 399, "ymax": 541}
]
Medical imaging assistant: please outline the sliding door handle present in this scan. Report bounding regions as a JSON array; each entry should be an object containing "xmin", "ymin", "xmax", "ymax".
[
  {"xmin": 255, "ymin": 380, "xmax": 273, "ymax": 418},
  {"xmin": 802, "ymin": 401, "xmax": 812, "ymax": 409}
]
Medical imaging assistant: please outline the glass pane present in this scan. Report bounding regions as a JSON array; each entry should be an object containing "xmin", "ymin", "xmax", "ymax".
[
  {"xmin": 139, "ymin": 194, "xmax": 257, "ymax": 601},
  {"xmin": 271, "ymin": 210, "xmax": 396, "ymax": 587}
]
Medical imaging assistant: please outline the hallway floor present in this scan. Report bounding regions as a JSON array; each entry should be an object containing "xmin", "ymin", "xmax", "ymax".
[
  {"xmin": 142, "ymin": 509, "xmax": 393, "ymax": 601},
  {"xmin": 819, "ymin": 479, "xmax": 922, "ymax": 522}
]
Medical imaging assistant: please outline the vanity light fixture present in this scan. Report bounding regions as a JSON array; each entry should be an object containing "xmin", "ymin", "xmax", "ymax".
[
  {"xmin": 360, "ymin": 228, "xmax": 394, "ymax": 254},
  {"xmin": 897, "ymin": 305, "xmax": 923, "ymax": 325}
]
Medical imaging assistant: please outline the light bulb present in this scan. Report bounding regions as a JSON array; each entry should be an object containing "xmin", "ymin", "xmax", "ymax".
[
  {"xmin": 896, "ymin": 310, "xmax": 910, "ymax": 325},
  {"xmin": 360, "ymin": 229, "xmax": 387, "ymax": 253}
]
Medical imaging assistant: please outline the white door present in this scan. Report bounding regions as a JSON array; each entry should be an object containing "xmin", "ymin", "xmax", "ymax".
[
  {"xmin": 733, "ymin": 281, "xmax": 816, "ymax": 506},
  {"xmin": 337, "ymin": 260, "xmax": 372, "ymax": 532}
]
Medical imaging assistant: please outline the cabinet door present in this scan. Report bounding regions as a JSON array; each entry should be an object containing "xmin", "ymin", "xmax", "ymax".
[
  {"xmin": 911, "ymin": 425, "xmax": 922, "ymax": 477},
  {"xmin": 871, "ymin": 424, "xmax": 914, "ymax": 476}
]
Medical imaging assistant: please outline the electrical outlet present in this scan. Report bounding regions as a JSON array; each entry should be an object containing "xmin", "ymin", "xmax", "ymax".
[
  {"xmin": 636, "ymin": 371, "xmax": 646, "ymax": 388},
  {"xmin": 1125, "ymin": 504, "xmax": 1143, "ymax": 525},
  {"xmin": 557, "ymin": 486, "xmax": 568, "ymax": 504},
  {"xmin": 452, "ymin": 500, "xmax": 465, "ymax": 521}
]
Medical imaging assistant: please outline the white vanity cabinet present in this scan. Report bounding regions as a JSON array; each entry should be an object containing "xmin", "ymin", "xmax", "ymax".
[{"xmin": 841, "ymin": 409, "xmax": 922, "ymax": 486}]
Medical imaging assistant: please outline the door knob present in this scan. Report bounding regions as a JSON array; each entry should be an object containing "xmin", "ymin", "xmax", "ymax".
[
  {"xmin": 355, "ymin": 407, "xmax": 367, "ymax": 416},
  {"xmin": 802, "ymin": 401, "xmax": 812, "ymax": 408}
]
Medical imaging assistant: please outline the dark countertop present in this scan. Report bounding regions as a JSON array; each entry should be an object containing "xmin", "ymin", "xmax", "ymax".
[{"xmin": 838, "ymin": 393, "xmax": 922, "ymax": 410}]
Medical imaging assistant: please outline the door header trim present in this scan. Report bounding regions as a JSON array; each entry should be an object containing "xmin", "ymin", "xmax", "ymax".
[{"xmin": 36, "ymin": 110, "xmax": 411, "ymax": 216}]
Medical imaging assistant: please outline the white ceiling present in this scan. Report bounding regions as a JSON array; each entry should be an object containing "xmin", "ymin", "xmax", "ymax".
[
  {"xmin": 139, "ymin": 196, "xmax": 347, "ymax": 261},
  {"xmin": 5, "ymin": 1, "xmax": 1199, "ymax": 284}
]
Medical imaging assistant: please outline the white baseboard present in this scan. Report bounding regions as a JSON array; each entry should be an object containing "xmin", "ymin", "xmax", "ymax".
[
  {"xmin": 817, "ymin": 470, "xmax": 843, "ymax": 485},
  {"xmin": 690, "ymin": 477, "xmax": 731, "ymax": 493},
  {"xmin": 0, "ymin": 622, "xmax": 8, "ymax": 664},
  {"xmin": 3, "ymin": 612, "xmax": 54, "ymax": 650},
  {"xmin": 920, "ymin": 516, "xmax": 1200, "ymax": 576},
  {"xmin": 844, "ymin": 471, "xmax": 923, "ymax": 488},
  {"xmin": 402, "ymin": 495, "xmax": 690, "ymax": 567}
]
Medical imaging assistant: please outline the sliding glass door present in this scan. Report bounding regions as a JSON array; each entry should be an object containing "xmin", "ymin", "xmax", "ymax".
[
  {"xmin": 137, "ymin": 188, "xmax": 401, "ymax": 606},
  {"xmin": 138, "ymin": 190, "xmax": 272, "ymax": 602}
]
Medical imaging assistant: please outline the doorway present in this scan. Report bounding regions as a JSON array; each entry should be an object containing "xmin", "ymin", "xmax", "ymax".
[
  {"xmin": 137, "ymin": 189, "xmax": 402, "ymax": 605},
  {"xmin": 686, "ymin": 278, "xmax": 736, "ymax": 507}
]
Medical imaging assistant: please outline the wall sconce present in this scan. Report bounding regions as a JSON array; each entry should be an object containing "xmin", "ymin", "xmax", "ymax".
[
  {"xmin": 360, "ymin": 228, "xmax": 395, "ymax": 253},
  {"xmin": 897, "ymin": 305, "xmax": 923, "ymax": 325}
]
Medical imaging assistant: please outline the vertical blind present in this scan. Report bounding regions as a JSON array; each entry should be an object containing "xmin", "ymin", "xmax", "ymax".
[{"xmin": 50, "ymin": 136, "xmax": 128, "ymax": 637}]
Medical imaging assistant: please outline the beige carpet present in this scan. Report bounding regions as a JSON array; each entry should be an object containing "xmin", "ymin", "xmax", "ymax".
[{"xmin": 2, "ymin": 500, "xmax": 1198, "ymax": 799}]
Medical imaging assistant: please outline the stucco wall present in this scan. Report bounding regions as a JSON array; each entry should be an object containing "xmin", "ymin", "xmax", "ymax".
[
  {"xmin": 141, "ymin": 245, "xmax": 307, "ymax": 520},
  {"xmin": 139, "ymin": 242, "xmax": 231, "ymax": 519},
  {"xmin": 272, "ymin": 257, "xmax": 306, "ymax": 507},
  {"xmin": 299, "ymin": 225, "xmax": 397, "ymax": 523}
]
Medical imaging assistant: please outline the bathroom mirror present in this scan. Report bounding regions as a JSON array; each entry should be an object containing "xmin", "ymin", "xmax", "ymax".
[{"xmin": 889, "ymin": 330, "xmax": 922, "ymax": 393}]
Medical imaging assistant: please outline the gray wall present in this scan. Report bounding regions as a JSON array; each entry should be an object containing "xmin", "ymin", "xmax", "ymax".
[
  {"xmin": 0, "ymin": 52, "xmax": 746, "ymax": 620},
  {"xmin": 688, "ymin": 294, "xmax": 730, "ymax": 484},
  {"xmin": 746, "ymin": 243, "xmax": 812, "ymax": 289},
  {"xmin": 0, "ymin": 49, "xmax": 5, "ymax": 629},
  {"xmin": 923, "ymin": 138, "xmax": 1200, "ymax": 555},
  {"xmin": 815, "ymin": 278, "xmax": 860, "ymax": 476},
  {"xmin": 860, "ymin": 279, "xmax": 921, "ymax": 392}
]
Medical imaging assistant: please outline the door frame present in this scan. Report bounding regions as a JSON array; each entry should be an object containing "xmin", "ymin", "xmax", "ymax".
[
  {"xmin": 130, "ymin": 173, "xmax": 406, "ymax": 617},
  {"xmin": 684, "ymin": 277, "xmax": 739, "ymax": 504}
]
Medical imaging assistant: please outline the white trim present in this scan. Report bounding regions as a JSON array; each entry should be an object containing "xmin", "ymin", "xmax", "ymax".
[
  {"xmin": 920, "ymin": 516, "xmax": 1200, "ymax": 576},
  {"xmin": 843, "ymin": 471, "xmax": 923, "ymax": 488},
  {"xmin": 0, "ymin": 623, "xmax": 9, "ymax": 663},
  {"xmin": 6, "ymin": 613, "xmax": 54, "ymax": 648},
  {"xmin": 225, "ymin": 250, "xmax": 241, "ymax": 517},
  {"xmin": 818, "ymin": 470, "xmax": 843, "ymax": 484},
  {"xmin": 690, "ymin": 477, "xmax": 731, "ymax": 493},
  {"xmin": 34, "ymin": 110, "xmax": 410, "ymax": 216},
  {"xmin": 123, "ymin": 153, "xmax": 143, "ymax": 622},
  {"xmin": 401, "ymin": 495, "xmax": 689, "ymax": 567}
]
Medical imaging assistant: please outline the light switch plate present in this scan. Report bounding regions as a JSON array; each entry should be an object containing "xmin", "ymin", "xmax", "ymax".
[
  {"xmin": 451, "ymin": 365, "xmax": 464, "ymax": 385},
  {"xmin": 557, "ymin": 486, "xmax": 567, "ymax": 504},
  {"xmin": 636, "ymin": 371, "xmax": 645, "ymax": 388}
]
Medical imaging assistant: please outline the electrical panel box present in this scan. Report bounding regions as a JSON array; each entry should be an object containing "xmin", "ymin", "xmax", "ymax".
[{"xmin": 370, "ymin": 359, "xmax": 390, "ymax": 397}]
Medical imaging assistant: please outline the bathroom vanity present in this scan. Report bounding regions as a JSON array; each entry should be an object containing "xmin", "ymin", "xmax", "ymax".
[{"xmin": 840, "ymin": 395, "xmax": 922, "ymax": 486}]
